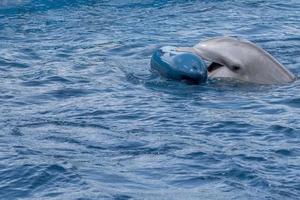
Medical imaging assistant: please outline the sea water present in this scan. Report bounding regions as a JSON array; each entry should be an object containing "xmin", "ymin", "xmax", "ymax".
[{"xmin": 0, "ymin": 0, "xmax": 300, "ymax": 199}]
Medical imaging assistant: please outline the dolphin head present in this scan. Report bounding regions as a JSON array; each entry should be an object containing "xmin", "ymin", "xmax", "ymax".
[{"xmin": 180, "ymin": 37, "xmax": 295, "ymax": 84}]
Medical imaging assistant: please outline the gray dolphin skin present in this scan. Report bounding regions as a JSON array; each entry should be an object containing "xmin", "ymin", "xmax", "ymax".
[{"xmin": 178, "ymin": 37, "xmax": 295, "ymax": 84}]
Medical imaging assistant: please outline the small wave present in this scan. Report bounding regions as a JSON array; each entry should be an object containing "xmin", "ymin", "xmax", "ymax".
[{"xmin": 0, "ymin": 163, "xmax": 81, "ymax": 199}]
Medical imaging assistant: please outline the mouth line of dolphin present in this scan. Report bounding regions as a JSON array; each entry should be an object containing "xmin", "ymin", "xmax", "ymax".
[
  {"xmin": 207, "ymin": 62, "xmax": 224, "ymax": 73},
  {"xmin": 207, "ymin": 62, "xmax": 237, "ymax": 79}
]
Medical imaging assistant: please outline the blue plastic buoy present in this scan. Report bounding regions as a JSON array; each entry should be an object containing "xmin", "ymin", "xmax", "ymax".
[{"xmin": 150, "ymin": 46, "xmax": 207, "ymax": 84}]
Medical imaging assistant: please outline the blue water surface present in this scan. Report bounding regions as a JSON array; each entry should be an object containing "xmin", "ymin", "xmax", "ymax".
[{"xmin": 0, "ymin": 0, "xmax": 300, "ymax": 199}]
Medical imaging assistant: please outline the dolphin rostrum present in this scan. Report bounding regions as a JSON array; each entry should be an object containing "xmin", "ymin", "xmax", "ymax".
[{"xmin": 178, "ymin": 37, "xmax": 295, "ymax": 84}]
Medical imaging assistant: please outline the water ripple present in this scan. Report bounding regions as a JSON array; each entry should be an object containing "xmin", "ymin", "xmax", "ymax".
[{"xmin": 0, "ymin": 0, "xmax": 300, "ymax": 199}]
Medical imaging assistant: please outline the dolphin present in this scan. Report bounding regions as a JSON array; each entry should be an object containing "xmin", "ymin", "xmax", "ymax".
[{"xmin": 178, "ymin": 37, "xmax": 295, "ymax": 84}]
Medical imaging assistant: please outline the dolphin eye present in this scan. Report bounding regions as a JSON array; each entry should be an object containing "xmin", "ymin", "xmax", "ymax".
[{"xmin": 232, "ymin": 65, "xmax": 240, "ymax": 71}]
